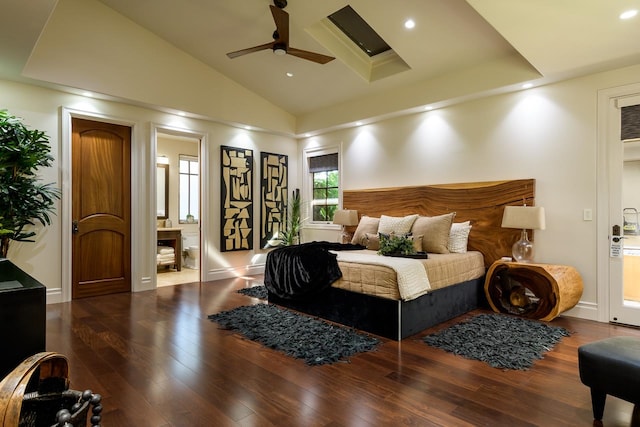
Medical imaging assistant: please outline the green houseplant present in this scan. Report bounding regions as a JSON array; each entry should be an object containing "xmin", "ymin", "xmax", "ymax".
[
  {"xmin": 0, "ymin": 109, "xmax": 60, "ymax": 258},
  {"xmin": 280, "ymin": 189, "xmax": 301, "ymax": 246},
  {"xmin": 378, "ymin": 233, "xmax": 417, "ymax": 256}
]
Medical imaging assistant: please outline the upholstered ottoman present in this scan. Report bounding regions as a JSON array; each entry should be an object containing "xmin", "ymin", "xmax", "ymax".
[{"xmin": 578, "ymin": 336, "xmax": 640, "ymax": 426}]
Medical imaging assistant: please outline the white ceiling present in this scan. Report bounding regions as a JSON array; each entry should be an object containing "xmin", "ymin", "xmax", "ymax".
[{"xmin": 2, "ymin": 0, "xmax": 640, "ymax": 132}]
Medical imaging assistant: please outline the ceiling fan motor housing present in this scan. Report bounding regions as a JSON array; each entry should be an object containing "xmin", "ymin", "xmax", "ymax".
[{"xmin": 274, "ymin": 0, "xmax": 287, "ymax": 9}]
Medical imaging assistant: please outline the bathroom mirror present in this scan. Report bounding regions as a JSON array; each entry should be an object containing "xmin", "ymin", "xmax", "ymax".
[{"xmin": 157, "ymin": 164, "xmax": 169, "ymax": 219}]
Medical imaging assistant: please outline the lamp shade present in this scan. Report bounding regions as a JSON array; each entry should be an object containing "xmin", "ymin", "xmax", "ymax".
[
  {"xmin": 501, "ymin": 206, "xmax": 546, "ymax": 230},
  {"xmin": 333, "ymin": 209, "xmax": 359, "ymax": 226}
]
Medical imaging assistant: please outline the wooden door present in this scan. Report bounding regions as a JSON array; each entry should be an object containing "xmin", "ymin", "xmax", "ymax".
[{"xmin": 72, "ymin": 118, "xmax": 131, "ymax": 298}]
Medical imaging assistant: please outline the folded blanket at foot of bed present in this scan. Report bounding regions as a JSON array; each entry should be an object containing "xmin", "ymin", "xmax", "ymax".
[{"xmin": 264, "ymin": 241, "xmax": 363, "ymax": 300}]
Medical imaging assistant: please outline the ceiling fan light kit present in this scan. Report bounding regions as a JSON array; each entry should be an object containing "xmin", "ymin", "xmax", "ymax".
[
  {"xmin": 226, "ymin": 4, "xmax": 335, "ymax": 64},
  {"xmin": 273, "ymin": 43, "xmax": 287, "ymax": 55}
]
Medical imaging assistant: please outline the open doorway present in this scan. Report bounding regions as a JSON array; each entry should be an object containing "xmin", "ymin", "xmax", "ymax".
[{"xmin": 156, "ymin": 131, "xmax": 201, "ymax": 287}]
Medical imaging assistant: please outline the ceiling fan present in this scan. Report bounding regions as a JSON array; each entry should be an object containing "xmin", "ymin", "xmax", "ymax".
[{"xmin": 226, "ymin": 3, "xmax": 335, "ymax": 65}]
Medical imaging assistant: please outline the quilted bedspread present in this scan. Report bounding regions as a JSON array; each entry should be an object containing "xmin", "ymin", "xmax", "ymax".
[{"xmin": 332, "ymin": 250, "xmax": 431, "ymax": 301}]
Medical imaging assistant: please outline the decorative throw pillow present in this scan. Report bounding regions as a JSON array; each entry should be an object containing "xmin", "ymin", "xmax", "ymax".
[
  {"xmin": 410, "ymin": 212, "xmax": 456, "ymax": 254},
  {"xmin": 411, "ymin": 234, "xmax": 424, "ymax": 252},
  {"xmin": 351, "ymin": 216, "xmax": 380, "ymax": 246},
  {"xmin": 378, "ymin": 214, "xmax": 419, "ymax": 235},
  {"xmin": 363, "ymin": 232, "xmax": 380, "ymax": 250},
  {"xmin": 448, "ymin": 221, "xmax": 472, "ymax": 253}
]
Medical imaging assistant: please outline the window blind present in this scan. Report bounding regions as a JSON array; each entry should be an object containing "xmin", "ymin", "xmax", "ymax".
[
  {"xmin": 622, "ymin": 104, "xmax": 640, "ymax": 141},
  {"xmin": 309, "ymin": 153, "xmax": 338, "ymax": 173}
]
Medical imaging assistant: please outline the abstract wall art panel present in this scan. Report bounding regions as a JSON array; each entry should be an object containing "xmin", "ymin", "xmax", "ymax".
[
  {"xmin": 221, "ymin": 146, "xmax": 253, "ymax": 251},
  {"xmin": 260, "ymin": 152, "xmax": 288, "ymax": 248}
]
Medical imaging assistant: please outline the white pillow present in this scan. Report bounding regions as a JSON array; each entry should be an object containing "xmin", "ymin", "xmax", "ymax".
[
  {"xmin": 448, "ymin": 221, "xmax": 472, "ymax": 253},
  {"xmin": 378, "ymin": 214, "xmax": 419, "ymax": 235}
]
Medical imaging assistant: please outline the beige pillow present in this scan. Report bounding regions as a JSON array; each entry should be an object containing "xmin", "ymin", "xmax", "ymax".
[
  {"xmin": 411, "ymin": 234, "xmax": 424, "ymax": 253},
  {"xmin": 378, "ymin": 214, "xmax": 419, "ymax": 235},
  {"xmin": 363, "ymin": 232, "xmax": 380, "ymax": 250},
  {"xmin": 411, "ymin": 212, "xmax": 456, "ymax": 254},
  {"xmin": 449, "ymin": 221, "xmax": 472, "ymax": 253},
  {"xmin": 351, "ymin": 216, "xmax": 379, "ymax": 245}
]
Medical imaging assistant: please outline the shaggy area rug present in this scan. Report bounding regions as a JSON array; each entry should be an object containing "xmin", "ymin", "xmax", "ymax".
[
  {"xmin": 423, "ymin": 313, "xmax": 571, "ymax": 370},
  {"xmin": 237, "ymin": 285, "xmax": 268, "ymax": 300},
  {"xmin": 208, "ymin": 303, "xmax": 379, "ymax": 365}
]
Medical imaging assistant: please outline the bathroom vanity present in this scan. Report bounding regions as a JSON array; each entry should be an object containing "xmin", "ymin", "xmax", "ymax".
[{"xmin": 158, "ymin": 228, "xmax": 182, "ymax": 271}]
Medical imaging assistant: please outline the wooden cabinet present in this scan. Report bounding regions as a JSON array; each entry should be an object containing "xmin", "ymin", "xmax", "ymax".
[
  {"xmin": 157, "ymin": 228, "xmax": 182, "ymax": 271},
  {"xmin": 484, "ymin": 261, "xmax": 583, "ymax": 321}
]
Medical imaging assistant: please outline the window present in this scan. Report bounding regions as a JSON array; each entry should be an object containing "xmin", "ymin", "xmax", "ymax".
[
  {"xmin": 327, "ymin": 5, "xmax": 391, "ymax": 57},
  {"xmin": 309, "ymin": 153, "xmax": 339, "ymax": 222},
  {"xmin": 179, "ymin": 155, "xmax": 198, "ymax": 223}
]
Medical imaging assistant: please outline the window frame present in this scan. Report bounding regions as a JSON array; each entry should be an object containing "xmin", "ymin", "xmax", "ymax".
[
  {"xmin": 178, "ymin": 154, "xmax": 199, "ymax": 224},
  {"xmin": 303, "ymin": 145, "xmax": 342, "ymax": 229}
]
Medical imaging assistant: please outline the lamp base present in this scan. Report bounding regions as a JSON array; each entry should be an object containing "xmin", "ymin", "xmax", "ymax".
[
  {"xmin": 512, "ymin": 229, "xmax": 534, "ymax": 262},
  {"xmin": 340, "ymin": 232, "xmax": 353, "ymax": 244}
]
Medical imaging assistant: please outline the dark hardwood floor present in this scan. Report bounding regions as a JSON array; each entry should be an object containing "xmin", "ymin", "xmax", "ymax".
[{"xmin": 44, "ymin": 276, "xmax": 640, "ymax": 426}]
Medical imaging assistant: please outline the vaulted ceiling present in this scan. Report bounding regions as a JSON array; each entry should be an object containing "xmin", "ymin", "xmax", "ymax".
[{"xmin": 2, "ymin": 0, "xmax": 640, "ymax": 134}]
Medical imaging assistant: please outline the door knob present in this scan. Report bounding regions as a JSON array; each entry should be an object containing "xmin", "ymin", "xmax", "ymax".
[{"xmin": 72, "ymin": 220, "xmax": 79, "ymax": 234}]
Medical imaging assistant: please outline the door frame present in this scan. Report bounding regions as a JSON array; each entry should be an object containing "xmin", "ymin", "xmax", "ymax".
[
  {"xmin": 60, "ymin": 108, "xmax": 139, "ymax": 303},
  {"xmin": 596, "ymin": 82, "xmax": 640, "ymax": 323},
  {"xmin": 151, "ymin": 124, "xmax": 208, "ymax": 286}
]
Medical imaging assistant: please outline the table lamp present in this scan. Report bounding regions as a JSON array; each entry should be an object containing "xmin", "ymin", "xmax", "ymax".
[
  {"xmin": 501, "ymin": 205, "xmax": 546, "ymax": 262},
  {"xmin": 333, "ymin": 209, "xmax": 359, "ymax": 243}
]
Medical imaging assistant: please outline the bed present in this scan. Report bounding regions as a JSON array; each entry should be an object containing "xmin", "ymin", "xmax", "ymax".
[{"xmin": 267, "ymin": 179, "xmax": 536, "ymax": 340}]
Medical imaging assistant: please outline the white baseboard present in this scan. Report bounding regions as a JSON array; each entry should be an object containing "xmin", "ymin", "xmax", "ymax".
[
  {"xmin": 205, "ymin": 263, "xmax": 265, "ymax": 282},
  {"xmin": 559, "ymin": 300, "xmax": 600, "ymax": 322},
  {"xmin": 46, "ymin": 288, "xmax": 63, "ymax": 304}
]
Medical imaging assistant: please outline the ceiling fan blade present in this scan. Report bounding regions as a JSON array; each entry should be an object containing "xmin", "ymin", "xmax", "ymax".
[
  {"xmin": 226, "ymin": 42, "xmax": 275, "ymax": 59},
  {"xmin": 287, "ymin": 47, "xmax": 335, "ymax": 64},
  {"xmin": 269, "ymin": 5, "xmax": 289, "ymax": 43}
]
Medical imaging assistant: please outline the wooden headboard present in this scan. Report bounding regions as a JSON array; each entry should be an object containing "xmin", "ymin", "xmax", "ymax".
[{"xmin": 343, "ymin": 179, "xmax": 536, "ymax": 268}]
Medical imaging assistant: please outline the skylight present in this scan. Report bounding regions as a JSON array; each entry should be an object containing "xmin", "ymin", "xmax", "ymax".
[{"xmin": 327, "ymin": 6, "xmax": 391, "ymax": 57}]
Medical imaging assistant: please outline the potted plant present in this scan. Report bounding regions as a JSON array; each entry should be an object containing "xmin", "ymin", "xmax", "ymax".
[
  {"xmin": 280, "ymin": 189, "xmax": 302, "ymax": 246},
  {"xmin": 0, "ymin": 109, "xmax": 60, "ymax": 258},
  {"xmin": 378, "ymin": 233, "xmax": 417, "ymax": 256}
]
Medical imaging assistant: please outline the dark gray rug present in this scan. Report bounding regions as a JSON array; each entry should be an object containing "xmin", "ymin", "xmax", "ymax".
[
  {"xmin": 237, "ymin": 285, "xmax": 268, "ymax": 300},
  {"xmin": 423, "ymin": 313, "xmax": 571, "ymax": 370},
  {"xmin": 208, "ymin": 303, "xmax": 379, "ymax": 365}
]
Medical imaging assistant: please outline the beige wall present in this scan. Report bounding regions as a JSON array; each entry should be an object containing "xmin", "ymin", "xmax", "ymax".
[
  {"xmin": 1, "ymin": 79, "xmax": 298, "ymax": 302},
  {"xmin": 5, "ymin": 60, "xmax": 640, "ymax": 321},
  {"xmin": 156, "ymin": 134, "xmax": 199, "ymax": 234},
  {"xmin": 301, "ymin": 63, "xmax": 640, "ymax": 321}
]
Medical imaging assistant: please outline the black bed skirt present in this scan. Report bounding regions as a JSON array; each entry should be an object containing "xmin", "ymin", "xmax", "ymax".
[{"xmin": 268, "ymin": 277, "xmax": 486, "ymax": 340}]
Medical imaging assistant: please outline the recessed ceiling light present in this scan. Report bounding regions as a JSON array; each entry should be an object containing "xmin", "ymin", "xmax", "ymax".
[
  {"xmin": 355, "ymin": 121, "xmax": 363, "ymax": 126},
  {"xmin": 424, "ymin": 106, "xmax": 433, "ymax": 111},
  {"xmin": 404, "ymin": 19, "xmax": 415, "ymax": 29},
  {"xmin": 286, "ymin": 72, "xmax": 293, "ymax": 77},
  {"xmin": 178, "ymin": 112, "xmax": 186, "ymax": 117},
  {"xmin": 82, "ymin": 91, "xmax": 93, "ymax": 97},
  {"xmin": 522, "ymin": 83, "xmax": 533, "ymax": 89},
  {"xmin": 620, "ymin": 9, "xmax": 638, "ymax": 19},
  {"xmin": 244, "ymin": 125, "xmax": 251, "ymax": 130}
]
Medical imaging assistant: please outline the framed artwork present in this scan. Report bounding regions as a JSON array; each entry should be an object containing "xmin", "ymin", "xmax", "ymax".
[
  {"xmin": 260, "ymin": 152, "xmax": 288, "ymax": 248},
  {"xmin": 221, "ymin": 146, "xmax": 253, "ymax": 251}
]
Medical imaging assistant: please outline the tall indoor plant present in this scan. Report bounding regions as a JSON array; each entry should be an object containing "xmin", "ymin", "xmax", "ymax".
[
  {"xmin": 280, "ymin": 189, "xmax": 301, "ymax": 246},
  {"xmin": 0, "ymin": 109, "xmax": 60, "ymax": 258}
]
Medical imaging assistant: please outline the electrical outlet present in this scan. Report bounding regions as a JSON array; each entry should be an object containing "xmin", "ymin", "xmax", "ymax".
[{"xmin": 584, "ymin": 208, "xmax": 593, "ymax": 221}]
